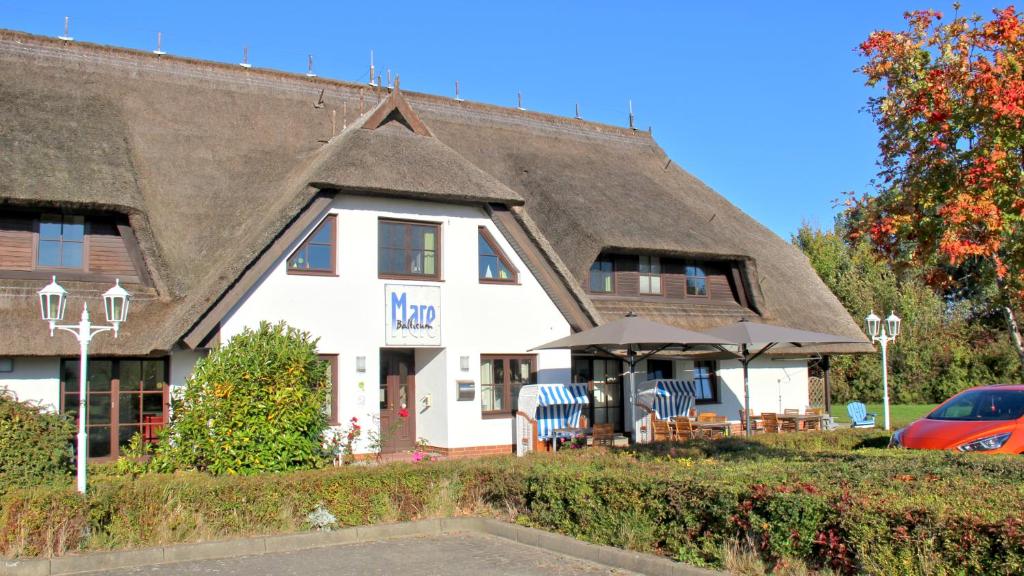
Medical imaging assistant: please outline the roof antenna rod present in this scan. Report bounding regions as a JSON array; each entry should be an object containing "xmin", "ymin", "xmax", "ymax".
[
  {"xmin": 240, "ymin": 46, "xmax": 251, "ymax": 68},
  {"xmin": 575, "ymin": 102, "xmax": 581, "ymax": 119},
  {"xmin": 517, "ymin": 91, "xmax": 524, "ymax": 111},
  {"xmin": 153, "ymin": 32, "xmax": 166, "ymax": 56},
  {"xmin": 306, "ymin": 54, "xmax": 316, "ymax": 77},
  {"xmin": 628, "ymin": 99, "xmax": 635, "ymax": 129},
  {"xmin": 368, "ymin": 50, "xmax": 376, "ymax": 86},
  {"xmin": 387, "ymin": 68, "xmax": 392, "ymax": 89},
  {"xmin": 454, "ymin": 80, "xmax": 463, "ymax": 101},
  {"xmin": 58, "ymin": 16, "xmax": 73, "ymax": 42}
]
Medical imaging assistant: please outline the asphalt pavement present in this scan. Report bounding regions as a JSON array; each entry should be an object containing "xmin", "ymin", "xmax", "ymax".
[{"xmin": 87, "ymin": 533, "xmax": 641, "ymax": 576}]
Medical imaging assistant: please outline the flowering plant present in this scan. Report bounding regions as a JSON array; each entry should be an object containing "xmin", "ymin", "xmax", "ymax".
[{"xmin": 411, "ymin": 437, "xmax": 435, "ymax": 463}]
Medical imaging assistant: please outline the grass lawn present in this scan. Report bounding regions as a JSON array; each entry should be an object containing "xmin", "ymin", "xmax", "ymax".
[{"xmin": 830, "ymin": 403, "xmax": 937, "ymax": 428}]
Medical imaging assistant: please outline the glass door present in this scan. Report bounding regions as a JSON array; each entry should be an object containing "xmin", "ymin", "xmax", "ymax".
[{"xmin": 574, "ymin": 356, "xmax": 624, "ymax": 432}]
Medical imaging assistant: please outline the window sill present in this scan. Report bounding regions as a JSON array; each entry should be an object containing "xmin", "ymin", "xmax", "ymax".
[
  {"xmin": 379, "ymin": 274, "xmax": 444, "ymax": 282},
  {"xmin": 286, "ymin": 269, "xmax": 338, "ymax": 277},
  {"xmin": 482, "ymin": 412, "xmax": 514, "ymax": 420},
  {"xmin": 479, "ymin": 279, "xmax": 520, "ymax": 286}
]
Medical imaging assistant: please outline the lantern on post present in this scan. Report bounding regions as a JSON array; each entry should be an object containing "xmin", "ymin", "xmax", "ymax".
[
  {"xmin": 37, "ymin": 276, "xmax": 68, "ymax": 335},
  {"xmin": 865, "ymin": 310, "xmax": 901, "ymax": 431},
  {"xmin": 103, "ymin": 279, "xmax": 131, "ymax": 336},
  {"xmin": 38, "ymin": 277, "xmax": 132, "ymax": 494}
]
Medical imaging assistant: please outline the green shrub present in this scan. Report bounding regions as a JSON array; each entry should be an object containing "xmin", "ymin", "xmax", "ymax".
[
  {"xmin": 3, "ymin": 430, "xmax": 1024, "ymax": 574},
  {"xmin": 0, "ymin": 392, "xmax": 74, "ymax": 493},
  {"xmin": 154, "ymin": 321, "xmax": 331, "ymax": 475}
]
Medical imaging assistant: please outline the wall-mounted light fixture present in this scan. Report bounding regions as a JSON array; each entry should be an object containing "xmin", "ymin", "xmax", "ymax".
[
  {"xmin": 356, "ymin": 356, "xmax": 366, "ymax": 372},
  {"xmin": 460, "ymin": 356, "xmax": 470, "ymax": 371}
]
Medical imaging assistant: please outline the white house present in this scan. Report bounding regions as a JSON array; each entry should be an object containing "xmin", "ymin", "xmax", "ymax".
[{"xmin": 0, "ymin": 29, "xmax": 870, "ymax": 460}]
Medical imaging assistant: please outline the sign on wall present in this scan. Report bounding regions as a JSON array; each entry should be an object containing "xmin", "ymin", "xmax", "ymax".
[{"xmin": 385, "ymin": 284, "xmax": 442, "ymax": 346}]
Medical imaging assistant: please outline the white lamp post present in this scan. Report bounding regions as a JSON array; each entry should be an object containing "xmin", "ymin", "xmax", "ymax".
[
  {"xmin": 38, "ymin": 277, "xmax": 131, "ymax": 494},
  {"xmin": 865, "ymin": 310, "xmax": 900, "ymax": 431}
]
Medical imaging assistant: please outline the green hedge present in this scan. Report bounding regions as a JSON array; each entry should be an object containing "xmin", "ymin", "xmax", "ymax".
[
  {"xmin": 0, "ymin": 393, "xmax": 74, "ymax": 494},
  {"xmin": 3, "ymin": 432, "xmax": 1023, "ymax": 575}
]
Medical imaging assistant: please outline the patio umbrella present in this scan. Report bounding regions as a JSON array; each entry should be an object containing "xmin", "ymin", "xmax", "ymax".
[
  {"xmin": 704, "ymin": 319, "xmax": 866, "ymax": 436},
  {"xmin": 532, "ymin": 313, "xmax": 732, "ymax": 441}
]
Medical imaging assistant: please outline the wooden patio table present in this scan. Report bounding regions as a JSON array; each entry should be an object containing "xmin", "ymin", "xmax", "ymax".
[
  {"xmin": 692, "ymin": 421, "xmax": 732, "ymax": 437},
  {"xmin": 777, "ymin": 414, "xmax": 823, "ymax": 431}
]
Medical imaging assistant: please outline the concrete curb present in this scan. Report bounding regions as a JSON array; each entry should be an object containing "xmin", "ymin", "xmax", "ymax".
[{"xmin": 0, "ymin": 517, "xmax": 723, "ymax": 576}]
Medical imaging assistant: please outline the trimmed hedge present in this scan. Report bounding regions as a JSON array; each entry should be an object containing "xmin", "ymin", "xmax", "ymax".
[{"xmin": 3, "ymin": 431, "xmax": 1023, "ymax": 575}]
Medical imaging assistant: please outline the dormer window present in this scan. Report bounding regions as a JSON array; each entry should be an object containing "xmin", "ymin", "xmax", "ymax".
[
  {"xmin": 287, "ymin": 215, "xmax": 337, "ymax": 275},
  {"xmin": 685, "ymin": 263, "xmax": 708, "ymax": 297},
  {"xmin": 478, "ymin": 227, "xmax": 518, "ymax": 283},
  {"xmin": 588, "ymin": 257, "xmax": 615, "ymax": 293},
  {"xmin": 38, "ymin": 214, "xmax": 85, "ymax": 269},
  {"xmin": 638, "ymin": 256, "xmax": 661, "ymax": 294}
]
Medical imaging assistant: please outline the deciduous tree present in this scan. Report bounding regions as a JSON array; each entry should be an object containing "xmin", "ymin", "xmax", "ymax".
[{"xmin": 851, "ymin": 4, "xmax": 1024, "ymax": 369}]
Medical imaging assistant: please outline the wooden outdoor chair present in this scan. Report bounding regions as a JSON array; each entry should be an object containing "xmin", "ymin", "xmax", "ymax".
[
  {"xmin": 652, "ymin": 418, "xmax": 672, "ymax": 442},
  {"xmin": 673, "ymin": 416, "xmax": 702, "ymax": 440},
  {"xmin": 805, "ymin": 407, "xmax": 824, "ymax": 431},
  {"xmin": 706, "ymin": 415, "xmax": 729, "ymax": 439},
  {"xmin": 698, "ymin": 412, "xmax": 717, "ymax": 423},
  {"xmin": 761, "ymin": 412, "xmax": 781, "ymax": 433},
  {"xmin": 591, "ymin": 423, "xmax": 614, "ymax": 446},
  {"xmin": 738, "ymin": 409, "xmax": 764, "ymax": 433}
]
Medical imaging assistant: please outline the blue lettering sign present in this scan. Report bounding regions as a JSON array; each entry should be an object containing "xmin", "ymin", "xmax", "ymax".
[{"xmin": 389, "ymin": 288, "xmax": 438, "ymax": 341}]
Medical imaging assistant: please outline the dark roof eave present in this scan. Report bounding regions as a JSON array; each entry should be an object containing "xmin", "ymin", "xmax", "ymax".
[{"xmin": 310, "ymin": 183, "xmax": 526, "ymax": 207}]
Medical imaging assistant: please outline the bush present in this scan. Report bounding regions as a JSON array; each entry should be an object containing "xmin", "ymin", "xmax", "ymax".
[
  {"xmin": 154, "ymin": 321, "xmax": 331, "ymax": 475},
  {"xmin": 3, "ymin": 431, "xmax": 1023, "ymax": 574},
  {"xmin": 0, "ymin": 392, "xmax": 74, "ymax": 493}
]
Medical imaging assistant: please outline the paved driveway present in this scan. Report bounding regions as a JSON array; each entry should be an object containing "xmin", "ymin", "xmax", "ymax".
[{"xmin": 90, "ymin": 533, "xmax": 640, "ymax": 576}]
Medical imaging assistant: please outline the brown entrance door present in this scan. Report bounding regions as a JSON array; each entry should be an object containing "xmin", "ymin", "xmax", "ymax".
[{"xmin": 379, "ymin": 349, "xmax": 416, "ymax": 453}]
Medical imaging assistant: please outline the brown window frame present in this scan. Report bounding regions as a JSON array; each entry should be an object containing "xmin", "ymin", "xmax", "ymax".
[
  {"xmin": 36, "ymin": 214, "xmax": 87, "ymax": 271},
  {"xmin": 377, "ymin": 218, "xmax": 442, "ymax": 280},
  {"xmin": 287, "ymin": 214, "xmax": 337, "ymax": 276},
  {"xmin": 318, "ymin": 354, "xmax": 340, "ymax": 425},
  {"xmin": 587, "ymin": 256, "xmax": 615, "ymax": 294},
  {"xmin": 478, "ymin": 226, "xmax": 519, "ymax": 284},
  {"xmin": 59, "ymin": 357, "xmax": 170, "ymax": 462},
  {"xmin": 480, "ymin": 354, "xmax": 537, "ymax": 418},
  {"xmin": 638, "ymin": 255, "xmax": 663, "ymax": 295},
  {"xmin": 693, "ymin": 360, "xmax": 719, "ymax": 405},
  {"xmin": 685, "ymin": 262, "xmax": 710, "ymax": 298}
]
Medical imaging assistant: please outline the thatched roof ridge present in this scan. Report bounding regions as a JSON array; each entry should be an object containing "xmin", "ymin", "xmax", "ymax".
[{"xmin": 0, "ymin": 29, "xmax": 870, "ymax": 356}]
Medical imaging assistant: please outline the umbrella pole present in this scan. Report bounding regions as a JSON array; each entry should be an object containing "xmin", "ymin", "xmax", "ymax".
[
  {"xmin": 628, "ymin": 347, "xmax": 637, "ymax": 444},
  {"xmin": 743, "ymin": 345, "xmax": 751, "ymax": 437}
]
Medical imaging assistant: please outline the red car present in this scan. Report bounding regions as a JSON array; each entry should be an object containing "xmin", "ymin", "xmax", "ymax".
[{"xmin": 890, "ymin": 385, "xmax": 1024, "ymax": 453}]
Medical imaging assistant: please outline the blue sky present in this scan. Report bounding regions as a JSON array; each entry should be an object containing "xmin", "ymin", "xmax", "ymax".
[{"xmin": 0, "ymin": 1, "xmax": 999, "ymax": 239}]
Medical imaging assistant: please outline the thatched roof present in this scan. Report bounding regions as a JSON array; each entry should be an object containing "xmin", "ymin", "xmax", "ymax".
[{"xmin": 0, "ymin": 30, "xmax": 870, "ymax": 356}]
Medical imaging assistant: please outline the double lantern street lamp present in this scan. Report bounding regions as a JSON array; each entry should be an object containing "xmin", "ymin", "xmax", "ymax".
[
  {"xmin": 38, "ymin": 277, "xmax": 131, "ymax": 494},
  {"xmin": 865, "ymin": 310, "xmax": 901, "ymax": 431}
]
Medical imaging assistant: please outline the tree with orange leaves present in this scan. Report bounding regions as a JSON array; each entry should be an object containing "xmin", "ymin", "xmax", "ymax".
[{"xmin": 852, "ymin": 4, "xmax": 1024, "ymax": 369}]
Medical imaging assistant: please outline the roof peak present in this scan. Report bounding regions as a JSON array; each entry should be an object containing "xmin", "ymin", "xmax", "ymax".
[
  {"xmin": 0, "ymin": 28, "xmax": 651, "ymax": 143},
  {"xmin": 359, "ymin": 80, "xmax": 433, "ymax": 137}
]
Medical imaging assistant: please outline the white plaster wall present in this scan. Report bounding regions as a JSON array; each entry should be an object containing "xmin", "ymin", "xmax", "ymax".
[
  {"xmin": 0, "ymin": 357, "xmax": 60, "ymax": 411},
  {"xmin": 414, "ymin": 348, "xmax": 447, "ymax": 448},
  {"xmin": 169, "ymin": 348, "xmax": 206, "ymax": 392},
  {"xmin": 220, "ymin": 195, "xmax": 573, "ymax": 451}
]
